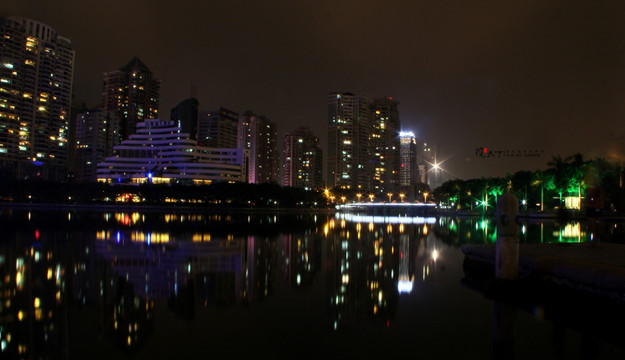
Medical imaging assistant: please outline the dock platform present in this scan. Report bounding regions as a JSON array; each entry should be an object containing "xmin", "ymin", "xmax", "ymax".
[{"xmin": 462, "ymin": 242, "xmax": 625, "ymax": 300}]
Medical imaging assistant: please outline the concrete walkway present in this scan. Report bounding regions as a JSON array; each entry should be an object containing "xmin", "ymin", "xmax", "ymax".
[{"xmin": 462, "ymin": 242, "xmax": 625, "ymax": 300}]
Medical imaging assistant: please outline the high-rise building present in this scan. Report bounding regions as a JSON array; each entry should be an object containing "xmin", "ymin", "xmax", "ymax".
[
  {"xmin": 75, "ymin": 109, "xmax": 120, "ymax": 182},
  {"xmin": 327, "ymin": 92, "xmax": 371, "ymax": 190},
  {"xmin": 399, "ymin": 131, "xmax": 417, "ymax": 186},
  {"xmin": 0, "ymin": 17, "xmax": 75, "ymax": 180},
  {"xmin": 102, "ymin": 57, "xmax": 160, "ymax": 142},
  {"xmin": 198, "ymin": 107, "xmax": 238, "ymax": 148},
  {"xmin": 419, "ymin": 141, "xmax": 439, "ymax": 187},
  {"xmin": 282, "ymin": 127, "xmax": 322, "ymax": 190},
  {"xmin": 238, "ymin": 111, "xmax": 278, "ymax": 184},
  {"xmin": 170, "ymin": 98, "xmax": 198, "ymax": 140},
  {"xmin": 371, "ymin": 97, "xmax": 400, "ymax": 194}
]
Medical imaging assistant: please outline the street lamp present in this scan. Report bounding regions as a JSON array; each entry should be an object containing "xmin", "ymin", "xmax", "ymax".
[
  {"xmin": 356, "ymin": 193, "xmax": 362, "ymax": 202},
  {"xmin": 423, "ymin": 192, "xmax": 429, "ymax": 203},
  {"xmin": 387, "ymin": 193, "xmax": 393, "ymax": 202},
  {"xmin": 399, "ymin": 193, "xmax": 405, "ymax": 202},
  {"xmin": 369, "ymin": 194, "xmax": 375, "ymax": 202}
]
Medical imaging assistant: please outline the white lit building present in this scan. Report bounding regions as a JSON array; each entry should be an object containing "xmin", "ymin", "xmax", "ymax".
[
  {"xmin": 96, "ymin": 119, "xmax": 246, "ymax": 184},
  {"xmin": 399, "ymin": 131, "xmax": 417, "ymax": 186}
]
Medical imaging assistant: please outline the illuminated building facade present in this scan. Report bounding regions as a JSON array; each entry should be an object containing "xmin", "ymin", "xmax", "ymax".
[
  {"xmin": 198, "ymin": 107, "xmax": 239, "ymax": 148},
  {"xmin": 282, "ymin": 127, "xmax": 323, "ymax": 190},
  {"xmin": 399, "ymin": 131, "xmax": 417, "ymax": 186},
  {"xmin": 327, "ymin": 92, "xmax": 371, "ymax": 190},
  {"xmin": 170, "ymin": 97, "xmax": 198, "ymax": 140},
  {"xmin": 96, "ymin": 118, "xmax": 246, "ymax": 184},
  {"xmin": 0, "ymin": 17, "xmax": 75, "ymax": 180},
  {"xmin": 371, "ymin": 97, "xmax": 400, "ymax": 194},
  {"xmin": 102, "ymin": 57, "xmax": 160, "ymax": 143},
  {"xmin": 74, "ymin": 108, "xmax": 120, "ymax": 182},
  {"xmin": 238, "ymin": 111, "xmax": 278, "ymax": 184}
]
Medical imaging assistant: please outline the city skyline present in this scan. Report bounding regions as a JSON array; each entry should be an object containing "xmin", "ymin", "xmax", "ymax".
[{"xmin": 3, "ymin": 1, "xmax": 625, "ymax": 180}]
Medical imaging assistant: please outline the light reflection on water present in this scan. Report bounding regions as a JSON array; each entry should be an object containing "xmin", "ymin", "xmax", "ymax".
[{"xmin": 0, "ymin": 210, "xmax": 624, "ymax": 359}]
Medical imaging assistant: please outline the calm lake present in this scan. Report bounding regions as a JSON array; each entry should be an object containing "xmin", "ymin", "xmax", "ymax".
[{"xmin": 1, "ymin": 208, "xmax": 624, "ymax": 359}]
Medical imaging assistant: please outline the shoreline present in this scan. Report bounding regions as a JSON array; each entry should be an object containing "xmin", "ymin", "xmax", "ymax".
[
  {"xmin": 0, "ymin": 202, "xmax": 338, "ymax": 214},
  {"xmin": 2, "ymin": 202, "xmax": 624, "ymax": 221}
]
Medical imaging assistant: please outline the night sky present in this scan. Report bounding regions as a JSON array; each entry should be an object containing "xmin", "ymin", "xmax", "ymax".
[{"xmin": 3, "ymin": 0, "xmax": 625, "ymax": 181}]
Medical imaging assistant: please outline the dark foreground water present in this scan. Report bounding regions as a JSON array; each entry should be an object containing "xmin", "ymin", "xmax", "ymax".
[{"xmin": 1, "ymin": 208, "xmax": 625, "ymax": 359}]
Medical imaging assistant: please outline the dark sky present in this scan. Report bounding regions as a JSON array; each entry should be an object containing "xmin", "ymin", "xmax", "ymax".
[{"xmin": 4, "ymin": 0, "xmax": 625, "ymax": 181}]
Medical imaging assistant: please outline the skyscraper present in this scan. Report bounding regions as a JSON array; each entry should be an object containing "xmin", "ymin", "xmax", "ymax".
[
  {"xmin": 371, "ymin": 97, "xmax": 400, "ymax": 194},
  {"xmin": 327, "ymin": 92, "xmax": 371, "ymax": 190},
  {"xmin": 102, "ymin": 57, "xmax": 160, "ymax": 142},
  {"xmin": 198, "ymin": 107, "xmax": 239, "ymax": 148},
  {"xmin": 0, "ymin": 17, "xmax": 75, "ymax": 180},
  {"xmin": 170, "ymin": 98, "xmax": 198, "ymax": 140},
  {"xmin": 238, "ymin": 111, "xmax": 278, "ymax": 184},
  {"xmin": 74, "ymin": 109, "xmax": 120, "ymax": 182},
  {"xmin": 399, "ymin": 131, "xmax": 417, "ymax": 186},
  {"xmin": 420, "ymin": 141, "xmax": 439, "ymax": 187},
  {"xmin": 282, "ymin": 127, "xmax": 322, "ymax": 190}
]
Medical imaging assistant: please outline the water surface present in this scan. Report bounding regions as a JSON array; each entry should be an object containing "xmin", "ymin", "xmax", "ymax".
[{"xmin": 1, "ymin": 209, "xmax": 624, "ymax": 359}]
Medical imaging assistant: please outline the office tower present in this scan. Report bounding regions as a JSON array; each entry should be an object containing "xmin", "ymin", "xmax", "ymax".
[
  {"xmin": 419, "ymin": 141, "xmax": 438, "ymax": 187},
  {"xmin": 102, "ymin": 57, "xmax": 160, "ymax": 142},
  {"xmin": 371, "ymin": 97, "xmax": 400, "ymax": 194},
  {"xmin": 170, "ymin": 98, "xmax": 198, "ymax": 140},
  {"xmin": 399, "ymin": 131, "xmax": 417, "ymax": 186},
  {"xmin": 238, "ymin": 111, "xmax": 278, "ymax": 184},
  {"xmin": 327, "ymin": 92, "xmax": 371, "ymax": 190},
  {"xmin": 0, "ymin": 17, "xmax": 75, "ymax": 180},
  {"xmin": 75, "ymin": 109, "xmax": 120, "ymax": 182},
  {"xmin": 282, "ymin": 127, "xmax": 323, "ymax": 190},
  {"xmin": 198, "ymin": 107, "xmax": 239, "ymax": 148}
]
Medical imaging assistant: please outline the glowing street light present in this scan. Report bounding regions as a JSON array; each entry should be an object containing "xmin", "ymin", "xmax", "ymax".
[
  {"xmin": 387, "ymin": 193, "xmax": 393, "ymax": 202},
  {"xmin": 423, "ymin": 192, "xmax": 429, "ymax": 202},
  {"xmin": 369, "ymin": 194, "xmax": 375, "ymax": 202},
  {"xmin": 399, "ymin": 193, "xmax": 405, "ymax": 202},
  {"xmin": 356, "ymin": 193, "xmax": 362, "ymax": 202}
]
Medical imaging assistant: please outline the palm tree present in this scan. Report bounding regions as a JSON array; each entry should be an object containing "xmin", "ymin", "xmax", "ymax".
[
  {"xmin": 566, "ymin": 153, "xmax": 586, "ymax": 210},
  {"xmin": 548, "ymin": 155, "xmax": 571, "ymax": 208},
  {"xmin": 532, "ymin": 170, "xmax": 555, "ymax": 212}
]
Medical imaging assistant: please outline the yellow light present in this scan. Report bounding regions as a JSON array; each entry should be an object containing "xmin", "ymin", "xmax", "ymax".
[{"xmin": 34, "ymin": 297, "xmax": 40, "ymax": 308}]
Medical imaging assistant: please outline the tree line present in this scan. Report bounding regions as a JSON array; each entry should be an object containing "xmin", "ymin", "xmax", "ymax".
[{"xmin": 432, "ymin": 154, "xmax": 625, "ymax": 214}]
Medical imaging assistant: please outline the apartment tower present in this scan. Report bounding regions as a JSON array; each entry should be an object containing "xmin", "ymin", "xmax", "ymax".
[
  {"xmin": 282, "ymin": 127, "xmax": 322, "ymax": 190},
  {"xmin": 0, "ymin": 17, "xmax": 75, "ymax": 180},
  {"xmin": 102, "ymin": 57, "xmax": 160, "ymax": 143}
]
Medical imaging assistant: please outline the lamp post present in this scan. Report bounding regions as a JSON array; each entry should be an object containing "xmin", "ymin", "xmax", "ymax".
[
  {"xmin": 387, "ymin": 193, "xmax": 393, "ymax": 202},
  {"xmin": 369, "ymin": 194, "xmax": 375, "ymax": 202},
  {"xmin": 399, "ymin": 193, "xmax": 405, "ymax": 202},
  {"xmin": 423, "ymin": 192, "xmax": 429, "ymax": 203},
  {"xmin": 356, "ymin": 193, "xmax": 362, "ymax": 202}
]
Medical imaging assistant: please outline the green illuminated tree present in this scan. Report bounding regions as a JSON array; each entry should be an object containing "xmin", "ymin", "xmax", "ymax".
[
  {"xmin": 548, "ymin": 155, "xmax": 571, "ymax": 208},
  {"xmin": 532, "ymin": 170, "xmax": 555, "ymax": 212}
]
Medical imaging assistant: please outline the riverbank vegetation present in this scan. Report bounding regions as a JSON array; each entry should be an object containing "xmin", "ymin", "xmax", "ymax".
[
  {"xmin": 0, "ymin": 178, "xmax": 327, "ymax": 209},
  {"xmin": 432, "ymin": 154, "xmax": 625, "ymax": 214}
]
